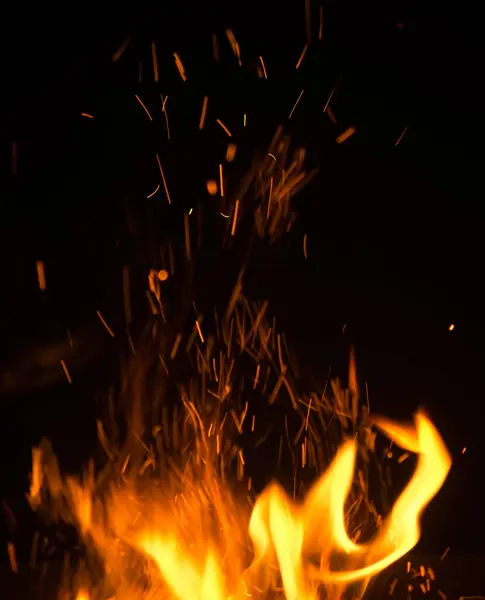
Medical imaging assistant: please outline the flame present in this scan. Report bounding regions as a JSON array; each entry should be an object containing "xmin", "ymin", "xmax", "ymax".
[{"xmin": 31, "ymin": 408, "xmax": 450, "ymax": 600}]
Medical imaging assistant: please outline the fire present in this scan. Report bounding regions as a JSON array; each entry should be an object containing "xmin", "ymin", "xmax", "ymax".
[{"xmin": 30, "ymin": 407, "xmax": 450, "ymax": 600}]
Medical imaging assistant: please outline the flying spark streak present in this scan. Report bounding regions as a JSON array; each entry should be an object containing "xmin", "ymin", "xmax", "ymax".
[
  {"xmin": 231, "ymin": 199, "xmax": 240, "ymax": 236},
  {"xmin": 220, "ymin": 213, "xmax": 230, "ymax": 218},
  {"xmin": 7, "ymin": 543, "xmax": 17, "ymax": 573},
  {"xmin": 81, "ymin": 112, "xmax": 94, "ymax": 119},
  {"xmin": 336, "ymin": 127, "xmax": 356, "ymax": 144},
  {"xmin": 259, "ymin": 56, "xmax": 268, "ymax": 79},
  {"xmin": 318, "ymin": 6, "xmax": 324, "ymax": 39},
  {"xmin": 295, "ymin": 44, "xmax": 308, "ymax": 69},
  {"xmin": 243, "ymin": 113, "xmax": 247, "ymax": 127},
  {"xmin": 60, "ymin": 360, "xmax": 72, "ymax": 384},
  {"xmin": 156, "ymin": 154, "xmax": 172, "ymax": 204},
  {"xmin": 196, "ymin": 320, "xmax": 204, "ymax": 343},
  {"xmin": 303, "ymin": 233, "xmax": 308, "ymax": 258},
  {"xmin": 174, "ymin": 53, "xmax": 187, "ymax": 81},
  {"xmin": 36, "ymin": 260, "xmax": 46, "ymax": 291},
  {"xmin": 147, "ymin": 183, "xmax": 160, "ymax": 198},
  {"xmin": 160, "ymin": 94, "xmax": 171, "ymax": 140},
  {"xmin": 184, "ymin": 212, "xmax": 191, "ymax": 260},
  {"xmin": 395, "ymin": 126, "xmax": 408, "ymax": 147},
  {"xmin": 199, "ymin": 96, "xmax": 208, "ymax": 129},
  {"xmin": 219, "ymin": 164, "xmax": 224, "ymax": 197},
  {"xmin": 151, "ymin": 41, "xmax": 159, "ymax": 82},
  {"xmin": 216, "ymin": 119, "xmax": 232, "ymax": 137},
  {"xmin": 135, "ymin": 94, "xmax": 153, "ymax": 121},
  {"xmin": 225, "ymin": 29, "xmax": 242, "ymax": 65},
  {"xmin": 441, "ymin": 547, "xmax": 450, "ymax": 560},
  {"xmin": 448, "ymin": 323, "xmax": 455, "ymax": 331},
  {"xmin": 288, "ymin": 89, "xmax": 304, "ymax": 119},
  {"xmin": 96, "ymin": 310, "xmax": 115, "ymax": 337},
  {"xmin": 212, "ymin": 34, "xmax": 220, "ymax": 62},
  {"xmin": 112, "ymin": 36, "xmax": 130, "ymax": 62}
]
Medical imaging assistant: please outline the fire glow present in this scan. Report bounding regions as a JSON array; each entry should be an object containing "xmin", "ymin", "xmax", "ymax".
[{"xmin": 29, "ymin": 402, "xmax": 450, "ymax": 600}]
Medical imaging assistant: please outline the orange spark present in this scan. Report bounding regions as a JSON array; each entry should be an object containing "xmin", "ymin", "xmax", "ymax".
[
  {"xmin": 112, "ymin": 36, "xmax": 130, "ymax": 62},
  {"xmin": 318, "ymin": 6, "xmax": 324, "ymax": 40},
  {"xmin": 147, "ymin": 183, "xmax": 160, "ymax": 198},
  {"xmin": 303, "ymin": 233, "xmax": 308, "ymax": 259},
  {"xmin": 288, "ymin": 89, "xmax": 304, "ymax": 119},
  {"xmin": 96, "ymin": 310, "xmax": 115, "ymax": 337},
  {"xmin": 225, "ymin": 143, "xmax": 237, "ymax": 163},
  {"xmin": 219, "ymin": 164, "xmax": 224, "ymax": 197},
  {"xmin": 206, "ymin": 180, "xmax": 218, "ymax": 196},
  {"xmin": 231, "ymin": 199, "xmax": 239, "ymax": 236},
  {"xmin": 60, "ymin": 360, "xmax": 72, "ymax": 384},
  {"xmin": 199, "ymin": 96, "xmax": 208, "ymax": 130},
  {"xmin": 225, "ymin": 29, "xmax": 242, "ymax": 65},
  {"xmin": 259, "ymin": 56, "xmax": 268, "ymax": 79},
  {"xmin": 184, "ymin": 212, "xmax": 191, "ymax": 260},
  {"xmin": 216, "ymin": 119, "xmax": 232, "ymax": 137},
  {"xmin": 336, "ymin": 127, "xmax": 356, "ymax": 144},
  {"xmin": 36, "ymin": 260, "xmax": 46, "ymax": 291},
  {"xmin": 448, "ymin": 323, "xmax": 455, "ymax": 331},
  {"xmin": 158, "ymin": 269, "xmax": 169, "ymax": 282},
  {"xmin": 151, "ymin": 41, "xmax": 159, "ymax": 82},
  {"xmin": 173, "ymin": 53, "xmax": 187, "ymax": 81},
  {"xmin": 296, "ymin": 44, "xmax": 308, "ymax": 69},
  {"xmin": 135, "ymin": 94, "xmax": 153, "ymax": 121},
  {"xmin": 156, "ymin": 154, "xmax": 172, "ymax": 204},
  {"xmin": 7, "ymin": 542, "xmax": 17, "ymax": 573},
  {"xmin": 81, "ymin": 112, "xmax": 94, "ymax": 119}
]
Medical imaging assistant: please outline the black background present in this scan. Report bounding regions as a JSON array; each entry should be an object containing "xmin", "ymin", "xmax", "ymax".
[{"xmin": 0, "ymin": 0, "xmax": 484, "ymax": 570}]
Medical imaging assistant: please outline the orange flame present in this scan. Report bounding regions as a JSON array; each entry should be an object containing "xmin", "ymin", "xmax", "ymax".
[{"xmin": 31, "ymin": 409, "xmax": 450, "ymax": 600}]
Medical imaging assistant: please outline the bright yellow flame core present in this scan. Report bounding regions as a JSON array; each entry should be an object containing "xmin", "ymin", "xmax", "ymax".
[{"xmin": 33, "ymin": 410, "xmax": 450, "ymax": 600}]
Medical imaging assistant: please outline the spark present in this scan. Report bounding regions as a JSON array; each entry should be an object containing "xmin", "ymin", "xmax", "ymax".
[
  {"xmin": 397, "ymin": 452, "xmax": 410, "ymax": 463},
  {"xmin": 389, "ymin": 577, "xmax": 398, "ymax": 596},
  {"xmin": 259, "ymin": 56, "xmax": 268, "ymax": 79},
  {"xmin": 199, "ymin": 96, "xmax": 208, "ymax": 130},
  {"xmin": 231, "ymin": 200, "xmax": 240, "ymax": 236},
  {"xmin": 225, "ymin": 29, "xmax": 242, "ymax": 65},
  {"xmin": 206, "ymin": 180, "xmax": 218, "ymax": 195},
  {"xmin": 318, "ymin": 6, "xmax": 324, "ymax": 40},
  {"xmin": 60, "ymin": 360, "xmax": 72, "ymax": 384},
  {"xmin": 151, "ymin": 41, "xmax": 159, "ymax": 82},
  {"xmin": 323, "ymin": 80, "xmax": 340, "ymax": 113},
  {"xmin": 288, "ymin": 89, "xmax": 304, "ymax": 119},
  {"xmin": 147, "ymin": 183, "xmax": 160, "ymax": 198},
  {"xmin": 184, "ymin": 212, "xmax": 191, "ymax": 260},
  {"xmin": 7, "ymin": 542, "xmax": 17, "ymax": 573},
  {"xmin": 36, "ymin": 260, "xmax": 46, "ymax": 291},
  {"xmin": 461, "ymin": 447, "xmax": 467, "ymax": 454},
  {"xmin": 135, "ymin": 94, "xmax": 153, "ymax": 121},
  {"xmin": 440, "ymin": 547, "xmax": 450, "ymax": 560},
  {"xmin": 243, "ymin": 113, "xmax": 247, "ymax": 127},
  {"xmin": 81, "ymin": 112, "xmax": 94, "ymax": 119},
  {"xmin": 173, "ymin": 53, "xmax": 187, "ymax": 81},
  {"xmin": 220, "ymin": 213, "xmax": 230, "ymax": 218},
  {"xmin": 216, "ymin": 119, "xmax": 232, "ymax": 137},
  {"xmin": 158, "ymin": 269, "xmax": 168, "ymax": 282},
  {"xmin": 219, "ymin": 164, "xmax": 224, "ymax": 197},
  {"xmin": 170, "ymin": 334, "xmax": 182, "ymax": 360},
  {"xmin": 196, "ymin": 320, "xmax": 205, "ymax": 343},
  {"xmin": 112, "ymin": 36, "xmax": 130, "ymax": 62},
  {"xmin": 305, "ymin": 0, "xmax": 312, "ymax": 43},
  {"xmin": 295, "ymin": 44, "xmax": 308, "ymax": 69},
  {"xmin": 96, "ymin": 310, "xmax": 115, "ymax": 337},
  {"xmin": 160, "ymin": 94, "xmax": 171, "ymax": 140},
  {"xmin": 11, "ymin": 141, "xmax": 17, "ymax": 177},
  {"xmin": 448, "ymin": 323, "xmax": 455, "ymax": 331},
  {"xmin": 225, "ymin": 143, "xmax": 237, "ymax": 162},
  {"xmin": 303, "ymin": 233, "xmax": 308, "ymax": 258},
  {"xmin": 336, "ymin": 126, "xmax": 356, "ymax": 144},
  {"xmin": 156, "ymin": 154, "xmax": 172, "ymax": 204},
  {"xmin": 395, "ymin": 126, "xmax": 408, "ymax": 147}
]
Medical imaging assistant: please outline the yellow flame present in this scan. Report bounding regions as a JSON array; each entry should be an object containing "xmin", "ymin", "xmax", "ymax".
[{"xmin": 41, "ymin": 409, "xmax": 451, "ymax": 600}]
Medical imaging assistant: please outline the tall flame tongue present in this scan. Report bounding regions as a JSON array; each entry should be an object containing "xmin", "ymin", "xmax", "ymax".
[{"xmin": 33, "ymin": 409, "xmax": 450, "ymax": 600}]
